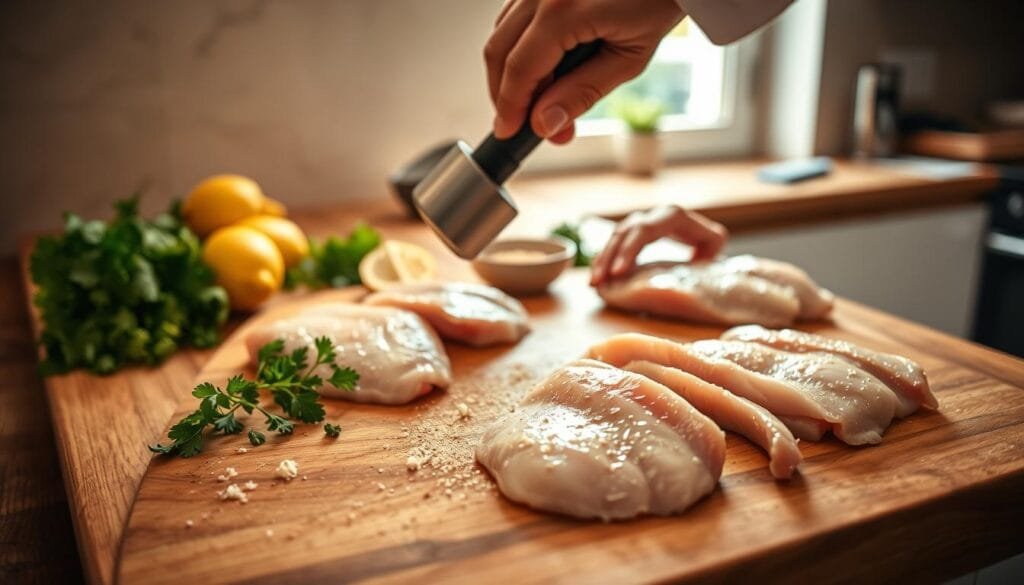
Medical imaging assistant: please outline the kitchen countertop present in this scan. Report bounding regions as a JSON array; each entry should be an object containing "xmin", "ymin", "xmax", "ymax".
[
  {"xmin": 505, "ymin": 158, "xmax": 999, "ymax": 232},
  {"xmin": 0, "ymin": 158, "xmax": 1005, "ymax": 584}
]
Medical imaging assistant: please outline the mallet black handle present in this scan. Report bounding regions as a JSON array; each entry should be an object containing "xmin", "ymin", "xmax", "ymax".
[{"xmin": 472, "ymin": 41, "xmax": 602, "ymax": 185}]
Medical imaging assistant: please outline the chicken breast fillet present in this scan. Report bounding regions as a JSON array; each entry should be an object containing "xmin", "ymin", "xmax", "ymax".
[
  {"xmin": 476, "ymin": 359, "xmax": 725, "ymax": 521},
  {"xmin": 597, "ymin": 256, "xmax": 833, "ymax": 327},
  {"xmin": 623, "ymin": 360, "xmax": 802, "ymax": 479},
  {"xmin": 722, "ymin": 325, "xmax": 937, "ymax": 415},
  {"xmin": 364, "ymin": 282, "xmax": 529, "ymax": 346},
  {"xmin": 246, "ymin": 304, "xmax": 451, "ymax": 405},
  {"xmin": 587, "ymin": 334, "xmax": 902, "ymax": 445}
]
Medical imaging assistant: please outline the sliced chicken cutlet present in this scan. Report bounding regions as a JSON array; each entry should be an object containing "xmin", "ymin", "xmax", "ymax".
[
  {"xmin": 364, "ymin": 282, "xmax": 529, "ymax": 346},
  {"xmin": 246, "ymin": 304, "xmax": 451, "ymax": 405},
  {"xmin": 476, "ymin": 359, "xmax": 725, "ymax": 521},
  {"xmin": 597, "ymin": 255, "xmax": 833, "ymax": 327},
  {"xmin": 623, "ymin": 360, "xmax": 802, "ymax": 479},
  {"xmin": 722, "ymin": 325, "xmax": 937, "ymax": 415},
  {"xmin": 587, "ymin": 334, "xmax": 901, "ymax": 445}
]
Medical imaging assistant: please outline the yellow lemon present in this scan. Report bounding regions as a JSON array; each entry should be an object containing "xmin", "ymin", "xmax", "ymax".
[
  {"xmin": 182, "ymin": 174, "xmax": 266, "ymax": 237},
  {"xmin": 202, "ymin": 225, "xmax": 284, "ymax": 311},
  {"xmin": 237, "ymin": 215, "xmax": 310, "ymax": 268},
  {"xmin": 358, "ymin": 240, "xmax": 437, "ymax": 291},
  {"xmin": 261, "ymin": 197, "xmax": 287, "ymax": 217}
]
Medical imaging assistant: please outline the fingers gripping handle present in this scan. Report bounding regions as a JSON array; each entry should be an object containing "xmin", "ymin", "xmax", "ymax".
[{"xmin": 473, "ymin": 41, "xmax": 602, "ymax": 185}]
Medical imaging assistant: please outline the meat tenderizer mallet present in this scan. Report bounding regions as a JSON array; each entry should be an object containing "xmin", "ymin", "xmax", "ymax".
[{"xmin": 413, "ymin": 41, "xmax": 601, "ymax": 259}]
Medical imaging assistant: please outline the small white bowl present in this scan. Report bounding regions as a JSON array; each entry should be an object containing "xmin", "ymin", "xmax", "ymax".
[{"xmin": 472, "ymin": 236, "xmax": 576, "ymax": 296}]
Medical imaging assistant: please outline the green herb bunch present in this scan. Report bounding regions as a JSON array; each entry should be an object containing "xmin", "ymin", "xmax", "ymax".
[
  {"xmin": 150, "ymin": 336, "xmax": 358, "ymax": 457},
  {"xmin": 285, "ymin": 222, "xmax": 381, "ymax": 289},
  {"xmin": 30, "ymin": 198, "xmax": 229, "ymax": 375},
  {"xmin": 551, "ymin": 222, "xmax": 594, "ymax": 267},
  {"xmin": 611, "ymin": 94, "xmax": 665, "ymax": 134}
]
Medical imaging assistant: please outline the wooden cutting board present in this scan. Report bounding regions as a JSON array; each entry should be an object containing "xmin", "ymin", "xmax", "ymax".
[
  {"xmin": 116, "ymin": 270, "xmax": 1024, "ymax": 584},
  {"xmin": 18, "ymin": 165, "xmax": 1004, "ymax": 585}
]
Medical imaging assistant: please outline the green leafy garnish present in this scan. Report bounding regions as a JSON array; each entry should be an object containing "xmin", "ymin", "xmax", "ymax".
[
  {"xmin": 551, "ymin": 222, "xmax": 593, "ymax": 267},
  {"xmin": 285, "ymin": 223, "xmax": 381, "ymax": 289},
  {"xmin": 150, "ymin": 336, "xmax": 359, "ymax": 457},
  {"xmin": 611, "ymin": 94, "xmax": 665, "ymax": 134},
  {"xmin": 30, "ymin": 197, "xmax": 229, "ymax": 375}
]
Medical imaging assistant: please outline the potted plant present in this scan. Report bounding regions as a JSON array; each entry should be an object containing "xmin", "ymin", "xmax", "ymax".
[{"xmin": 612, "ymin": 95, "xmax": 665, "ymax": 176}]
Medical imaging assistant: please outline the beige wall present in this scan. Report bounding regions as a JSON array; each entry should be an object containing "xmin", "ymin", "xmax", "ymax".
[
  {"xmin": 4, "ymin": 0, "xmax": 1023, "ymax": 252},
  {"xmin": 814, "ymin": 0, "xmax": 1024, "ymax": 155},
  {"xmin": 0, "ymin": 0, "xmax": 502, "ymax": 251}
]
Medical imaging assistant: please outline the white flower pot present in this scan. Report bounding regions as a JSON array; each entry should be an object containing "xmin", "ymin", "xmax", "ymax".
[{"xmin": 614, "ymin": 131, "xmax": 662, "ymax": 176}]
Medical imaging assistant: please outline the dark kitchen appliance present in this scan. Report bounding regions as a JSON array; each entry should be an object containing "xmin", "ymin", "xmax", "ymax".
[
  {"xmin": 973, "ymin": 166, "xmax": 1024, "ymax": 357},
  {"xmin": 853, "ymin": 63, "xmax": 901, "ymax": 158}
]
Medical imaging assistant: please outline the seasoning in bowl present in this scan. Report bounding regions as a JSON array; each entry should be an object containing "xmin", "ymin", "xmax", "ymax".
[
  {"xmin": 471, "ymin": 237, "xmax": 576, "ymax": 296},
  {"xmin": 484, "ymin": 248, "xmax": 551, "ymax": 265}
]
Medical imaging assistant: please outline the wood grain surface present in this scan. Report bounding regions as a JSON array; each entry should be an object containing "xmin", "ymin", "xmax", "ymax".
[
  {"xmin": 14, "ymin": 158, "xmax": 1002, "ymax": 584},
  {"xmin": 902, "ymin": 129, "xmax": 1024, "ymax": 162},
  {"xmin": 0, "ymin": 257, "xmax": 83, "ymax": 585},
  {"xmin": 510, "ymin": 159, "xmax": 998, "ymax": 232},
  {"xmin": 117, "ymin": 270, "xmax": 1024, "ymax": 585}
]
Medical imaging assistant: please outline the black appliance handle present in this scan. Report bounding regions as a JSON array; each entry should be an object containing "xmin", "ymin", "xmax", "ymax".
[{"xmin": 472, "ymin": 41, "xmax": 602, "ymax": 185}]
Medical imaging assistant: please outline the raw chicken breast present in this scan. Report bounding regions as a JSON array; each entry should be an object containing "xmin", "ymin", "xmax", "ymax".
[
  {"xmin": 476, "ymin": 359, "xmax": 725, "ymax": 521},
  {"xmin": 722, "ymin": 325, "xmax": 937, "ymax": 416},
  {"xmin": 364, "ymin": 282, "xmax": 529, "ymax": 346},
  {"xmin": 623, "ymin": 360, "xmax": 802, "ymax": 479},
  {"xmin": 597, "ymin": 255, "xmax": 833, "ymax": 327},
  {"xmin": 723, "ymin": 256, "xmax": 834, "ymax": 319},
  {"xmin": 587, "ymin": 334, "xmax": 901, "ymax": 445},
  {"xmin": 246, "ymin": 304, "xmax": 451, "ymax": 405}
]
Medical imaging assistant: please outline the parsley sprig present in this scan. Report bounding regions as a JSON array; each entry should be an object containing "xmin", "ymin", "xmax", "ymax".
[
  {"xmin": 550, "ymin": 222, "xmax": 593, "ymax": 267},
  {"xmin": 150, "ymin": 336, "xmax": 358, "ymax": 457}
]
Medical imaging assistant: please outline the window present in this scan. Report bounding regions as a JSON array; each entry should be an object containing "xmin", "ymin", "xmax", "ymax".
[
  {"xmin": 526, "ymin": 22, "xmax": 762, "ymax": 172},
  {"xmin": 578, "ymin": 21, "xmax": 728, "ymax": 133}
]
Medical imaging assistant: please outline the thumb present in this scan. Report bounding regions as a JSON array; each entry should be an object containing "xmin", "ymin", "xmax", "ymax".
[{"xmin": 529, "ymin": 46, "xmax": 651, "ymax": 138}]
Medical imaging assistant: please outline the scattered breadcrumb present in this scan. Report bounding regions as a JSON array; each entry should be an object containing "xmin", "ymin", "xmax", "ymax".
[
  {"xmin": 455, "ymin": 402, "xmax": 471, "ymax": 418},
  {"xmin": 377, "ymin": 482, "xmax": 387, "ymax": 491},
  {"xmin": 217, "ymin": 467, "xmax": 239, "ymax": 482},
  {"xmin": 406, "ymin": 452, "xmax": 431, "ymax": 472},
  {"xmin": 243, "ymin": 481, "xmax": 258, "ymax": 491},
  {"xmin": 185, "ymin": 519, "xmax": 194, "ymax": 528},
  {"xmin": 218, "ymin": 483, "xmax": 248, "ymax": 503},
  {"xmin": 265, "ymin": 529, "xmax": 274, "ymax": 538},
  {"xmin": 236, "ymin": 447, "xmax": 248, "ymax": 454},
  {"xmin": 275, "ymin": 459, "xmax": 299, "ymax": 481}
]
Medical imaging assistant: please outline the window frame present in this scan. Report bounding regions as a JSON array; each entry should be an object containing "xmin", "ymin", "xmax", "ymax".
[{"xmin": 521, "ymin": 31, "xmax": 763, "ymax": 174}]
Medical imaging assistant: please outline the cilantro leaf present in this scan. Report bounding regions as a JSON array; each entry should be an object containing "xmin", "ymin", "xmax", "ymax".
[
  {"xmin": 192, "ymin": 382, "xmax": 217, "ymax": 398},
  {"xmin": 329, "ymin": 366, "xmax": 359, "ymax": 391},
  {"xmin": 288, "ymin": 390, "xmax": 326, "ymax": 423},
  {"xmin": 266, "ymin": 414, "xmax": 294, "ymax": 435},
  {"xmin": 213, "ymin": 412, "xmax": 243, "ymax": 435},
  {"xmin": 151, "ymin": 335, "xmax": 358, "ymax": 457},
  {"xmin": 313, "ymin": 336, "xmax": 336, "ymax": 364},
  {"xmin": 257, "ymin": 339, "xmax": 285, "ymax": 364},
  {"xmin": 248, "ymin": 429, "xmax": 266, "ymax": 446}
]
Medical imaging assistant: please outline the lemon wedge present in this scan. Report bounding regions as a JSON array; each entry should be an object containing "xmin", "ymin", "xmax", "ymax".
[{"xmin": 359, "ymin": 240, "xmax": 437, "ymax": 291}]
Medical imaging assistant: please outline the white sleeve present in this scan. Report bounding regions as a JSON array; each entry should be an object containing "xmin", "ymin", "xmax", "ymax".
[{"xmin": 675, "ymin": 0, "xmax": 793, "ymax": 45}]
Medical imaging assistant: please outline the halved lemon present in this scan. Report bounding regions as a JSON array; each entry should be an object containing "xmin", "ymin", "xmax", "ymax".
[{"xmin": 358, "ymin": 240, "xmax": 437, "ymax": 291}]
